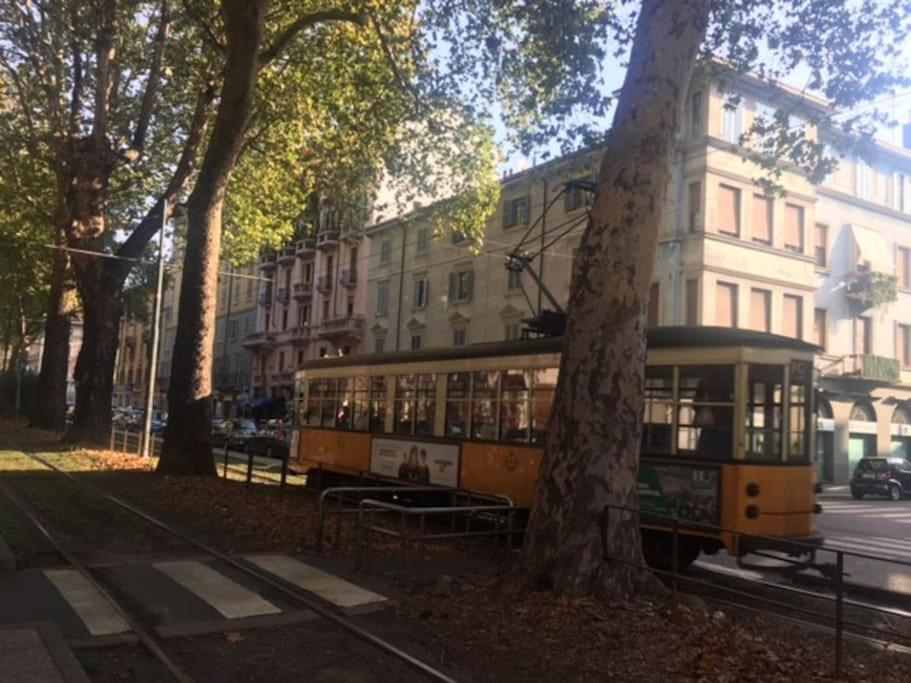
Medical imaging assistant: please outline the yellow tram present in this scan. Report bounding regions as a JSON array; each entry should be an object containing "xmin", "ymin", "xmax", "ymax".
[{"xmin": 291, "ymin": 327, "xmax": 821, "ymax": 567}]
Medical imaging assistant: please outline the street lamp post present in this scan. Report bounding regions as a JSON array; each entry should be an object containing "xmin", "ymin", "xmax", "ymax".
[{"xmin": 141, "ymin": 200, "xmax": 168, "ymax": 458}]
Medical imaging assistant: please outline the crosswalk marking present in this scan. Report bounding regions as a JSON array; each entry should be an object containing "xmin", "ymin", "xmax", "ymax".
[
  {"xmin": 247, "ymin": 555, "xmax": 387, "ymax": 610},
  {"xmin": 44, "ymin": 569, "xmax": 130, "ymax": 637},
  {"xmin": 154, "ymin": 560, "xmax": 281, "ymax": 619}
]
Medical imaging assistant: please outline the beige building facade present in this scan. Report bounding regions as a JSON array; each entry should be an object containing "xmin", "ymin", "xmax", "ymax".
[{"xmin": 363, "ymin": 72, "xmax": 911, "ymax": 485}]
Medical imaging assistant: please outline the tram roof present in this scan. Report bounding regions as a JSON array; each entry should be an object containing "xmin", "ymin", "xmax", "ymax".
[{"xmin": 299, "ymin": 326, "xmax": 819, "ymax": 371}]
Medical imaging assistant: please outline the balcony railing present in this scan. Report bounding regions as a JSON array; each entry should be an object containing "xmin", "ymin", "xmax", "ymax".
[
  {"xmin": 319, "ymin": 315, "xmax": 365, "ymax": 341},
  {"xmin": 845, "ymin": 269, "xmax": 898, "ymax": 308},
  {"xmin": 339, "ymin": 269, "xmax": 357, "ymax": 287},
  {"xmin": 273, "ymin": 371, "xmax": 295, "ymax": 385},
  {"xmin": 258, "ymin": 290, "xmax": 273, "ymax": 306},
  {"xmin": 316, "ymin": 230, "xmax": 340, "ymax": 251},
  {"xmin": 243, "ymin": 331, "xmax": 276, "ymax": 350},
  {"xmin": 293, "ymin": 281, "xmax": 313, "ymax": 300},
  {"xmin": 837, "ymin": 353, "xmax": 901, "ymax": 382},
  {"xmin": 278, "ymin": 245, "xmax": 296, "ymax": 265},
  {"xmin": 275, "ymin": 287, "xmax": 290, "ymax": 304},
  {"xmin": 295, "ymin": 238, "xmax": 316, "ymax": 258},
  {"xmin": 291, "ymin": 325, "xmax": 312, "ymax": 346},
  {"xmin": 259, "ymin": 250, "xmax": 277, "ymax": 270},
  {"xmin": 316, "ymin": 275, "xmax": 333, "ymax": 293}
]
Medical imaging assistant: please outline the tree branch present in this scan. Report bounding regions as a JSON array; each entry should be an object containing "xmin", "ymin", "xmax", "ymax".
[
  {"xmin": 127, "ymin": 1, "xmax": 170, "ymax": 158},
  {"xmin": 258, "ymin": 9, "xmax": 365, "ymax": 65},
  {"xmin": 91, "ymin": 0, "xmax": 117, "ymax": 146},
  {"xmin": 68, "ymin": 2, "xmax": 84, "ymax": 139}
]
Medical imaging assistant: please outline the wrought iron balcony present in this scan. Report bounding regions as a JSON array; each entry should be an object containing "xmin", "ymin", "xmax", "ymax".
[
  {"xmin": 258, "ymin": 290, "xmax": 273, "ymax": 306},
  {"xmin": 837, "ymin": 353, "xmax": 901, "ymax": 383},
  {"xmin": 339, "ymin": 269, "xmax": 357, "ymax": 287},
  {"xmin": 275, "ymin": 287, "xmax": 290, "ymax": 304},
  {"xmin": 316, "ymin": 230, "xmax": 340, "ymax": 251},
  {"xmin": 259, "ymin": 250, "xmax": 277, "ymax": 271},
  {"xmin": 278, "ymin": 245, "xmax": 296, "ymax": 265},
  {"xmin": 295, "ymin": 238, "xmax": 317, "ymax": 258},
  {"xmin": 293, "ymin": 281, "xmax": 313, "ymax": 301},
  {"xmin": 845, "ymin": 269, "xmax": 897, "ymax": 308},
  {"xmin": 316, "ymin": 275, "xmax": 333, "ymax": 293},
  {"xmin": 291, "ymin": 325, "xmax": 312, "ymax": 346},
  {"xmin": 243, "ymin": 331, "xmax": 276, "ymax": 350},
  {"xmin": 319, "ymin": 315, "xmax": 365, "ymax": 341}
]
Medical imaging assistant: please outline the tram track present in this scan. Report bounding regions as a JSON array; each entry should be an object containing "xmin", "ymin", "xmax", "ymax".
[{"xmin": 0, "ymin": 444, "xmax": 458, "ymax": 683}]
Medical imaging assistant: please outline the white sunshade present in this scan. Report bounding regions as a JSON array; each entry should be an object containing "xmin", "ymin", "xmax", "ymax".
[{"xmin": 849, "ymin": 224, "xmax": 894, "ymax": 274}]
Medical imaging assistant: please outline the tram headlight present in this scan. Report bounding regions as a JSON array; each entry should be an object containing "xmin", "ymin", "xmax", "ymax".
[
  {"xmin": 745, "ymin": 483, "xmax": 760, "ymax": 497},
  {"xmin": 745, "ymin": 505, "xmax": 760, "ymax": 519}
]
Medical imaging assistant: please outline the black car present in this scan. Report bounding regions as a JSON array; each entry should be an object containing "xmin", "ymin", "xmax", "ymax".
[
  {"xmin": 850, "ymin": 457, "xmax": 911, "ymax": 501},
  {"xmin": 244, "ymin": 430, "xmax": 290, "ymax": 460}
]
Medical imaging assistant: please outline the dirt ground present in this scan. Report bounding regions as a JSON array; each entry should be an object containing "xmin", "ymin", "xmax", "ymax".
[{"xmin": 3, "ymin": 423, "xmax": 911, "ymax": 681}]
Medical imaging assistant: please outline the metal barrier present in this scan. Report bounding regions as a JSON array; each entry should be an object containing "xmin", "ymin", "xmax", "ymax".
[
  {"xmin": 601, "ymin": 502, "xmax": 911, "ymax": 676},
  {"xmin": 356, "ymin": 497, "xmax": 523, "ymax": 582},
  {"xmin": 318, "ymin": 484, "xmax": 514, "ymax": 552}
]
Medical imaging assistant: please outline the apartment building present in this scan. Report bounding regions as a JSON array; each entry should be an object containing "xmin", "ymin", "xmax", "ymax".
[
  {"xmin": 364, "ymin": 72, "xmax": 911, "ymax": 484},
  {"xmin": 244, "ymin": 204, "xmax": 369, "ymax": 409}
]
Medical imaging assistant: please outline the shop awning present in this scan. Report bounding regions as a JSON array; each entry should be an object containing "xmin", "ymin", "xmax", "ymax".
[{"xmin": 849, "ymin": 224, "xmax": 894, "ymax": 274}]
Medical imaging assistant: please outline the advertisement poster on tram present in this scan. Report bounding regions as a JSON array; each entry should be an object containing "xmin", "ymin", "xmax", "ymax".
[
  {"xmin": 370, "ymin": 438, "xmax": 460, "ymax": 488},
  {"xmin": 638, "ymin": 464, "xmax": 720, "ymax": 525}
]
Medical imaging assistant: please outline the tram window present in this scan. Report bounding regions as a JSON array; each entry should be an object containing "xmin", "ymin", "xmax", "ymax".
[
  {"xmin": 445, "ymin": 372, "xmax": 470, "ymax": 438},
  {"xmin": 678, "ymin": 366, "xmax": 734, "ymax": 458},
  {"xmin": 352, "ymin": 376, "xmax": 369, "ymax": 431},
  {"xmin": 415, "ymin": 374, "xmax": 437, "ymax": 436},
  {"xmin": 471, "ymin": 371, "xmax": 499, "ymax": 440},
  {"xmin": 531, "ymin": 369, "xmax": 558, "ymax": 443},
  {"xmin": 394, "ymin": 375, "xmax": 416, "ymax": 434},
  {"xmin": 642, "ymin": 366, "xmax": 673, "ymax": 453},
  {"xmin": 369, "ymin": 376, "xmax": 388, "ymax": 432},
  {"xmin": 306, "ymin": 379, "xmax": 324, "ymax": 426},
  {"xmin": 500, "ymin": 370, "xmax": 530, "ymax": 442},
  {"xmin": 320, "ymin": 379, "xmax": 338, "ymax": 428},
  {"xmin": 745, "ymin": 364, "xmax": 784, "ymax": 461},
  {"xmin": 334, "ymin": 378, "xmax": 353, "ymax": 429},
  {"xmin": 788, "ymin": 360, "xmax": 813, "ymax": 462}
]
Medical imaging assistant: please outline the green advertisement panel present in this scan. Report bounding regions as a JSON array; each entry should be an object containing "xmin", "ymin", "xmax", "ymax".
[{"xmin": 638, "ymin": 462, "xmax": 720, "ymax": 526}]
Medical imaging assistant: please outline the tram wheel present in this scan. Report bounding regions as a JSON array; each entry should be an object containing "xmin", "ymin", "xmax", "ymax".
[{"xmin": 641, "ymin": 530, "xmax": 700, "ymax": 572}]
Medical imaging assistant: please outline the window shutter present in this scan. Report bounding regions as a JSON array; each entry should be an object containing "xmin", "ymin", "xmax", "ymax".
[
  {"xmin": 423, "ymin": 280, "xmax": 430, "ymax": 306},
  {"xmin": 449, "ymin": 272, "xmax": 457, "ymax": 301},
  {"xmin": 465, "ymin": 271, "xmax": 474, "ymax": 301}
]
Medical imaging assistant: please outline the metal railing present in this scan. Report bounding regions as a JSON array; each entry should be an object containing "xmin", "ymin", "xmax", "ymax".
[
  {"xmin": 109, "ymin": 428, "xmax": 162, "ymax": 458},
  {"xmin": 601, "ymin": 502, "xmax": 911, "ymax": 676}
]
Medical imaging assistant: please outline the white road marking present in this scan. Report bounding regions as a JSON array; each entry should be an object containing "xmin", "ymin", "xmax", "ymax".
[
  {"xmin": 154, "ymin": 560, "xmax": 281, "ymax": 619},
  {"xmin": 44, "ymin": 569, "xmax": 131, "ymax": 636},
  {"xmin": 247, "ymin": 555, "xmax": 387, "ymax": 609}
]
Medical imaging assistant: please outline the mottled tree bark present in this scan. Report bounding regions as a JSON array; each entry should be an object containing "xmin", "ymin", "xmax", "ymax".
[
  {"xmin": 521, "ymin": 0, "xmax": 710, "ymax": 599},
  {"xmin": 31, "ymin": 203, "xmax": 76, "ymax": 431},
  {"xmin": 159, "ymin": 0, "xmax": 268, "ymax": 475}
]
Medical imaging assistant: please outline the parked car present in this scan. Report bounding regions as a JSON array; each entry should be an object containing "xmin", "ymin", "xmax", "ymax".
[
  {"xmin": 227, "ymin": 419, "xmax": 258, "ymax": 450},
  {"xmin": 850, "ymin": 457, "xmax": 911, "ymax": 501},
  {"xmin": 244, "ymin": 428, "xmax": 290, "ymax": 460},
  {"xmin": 210, "ymin": 417, "xmax": 231, "ymax": 446}
]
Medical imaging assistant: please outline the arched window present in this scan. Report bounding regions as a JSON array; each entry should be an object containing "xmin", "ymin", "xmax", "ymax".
[
  {"xmin": 850, "ymin": 401, "xmax": 876, "ymax": 422},
  {"xmin": 817, "ymin": 397, "xmax": 833, "ymax": 419},
  {"xmin": 893, "ymin": 406, "xmax": 911, "ymax": 425}
]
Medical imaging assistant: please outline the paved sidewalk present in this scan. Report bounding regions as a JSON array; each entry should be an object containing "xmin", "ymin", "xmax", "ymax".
[{"xmin": 0, "ymin": 624, "xmax": 88, "ymax": 682}]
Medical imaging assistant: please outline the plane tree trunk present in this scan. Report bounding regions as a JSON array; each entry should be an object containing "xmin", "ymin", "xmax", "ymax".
[
  {"xmin": 520, "ymin": 0, "xmax": 710, "ymax": 599},
  {"xmin": 158, "ymin": 0, "xmax": 268, "ymax": 475}
]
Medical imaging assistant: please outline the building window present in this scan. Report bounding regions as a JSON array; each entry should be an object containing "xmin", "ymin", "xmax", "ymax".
[
  {"xmin": 281, "ymin": 308, "xmax": 289, "ymax": 330},
  {"xmin": 346, "ymin": 295, "xmax": 354, "ymax": 316},
  {"xmin": 322, "ymin": 299, "xmax": 330, "ymax": 319},
  {"xmin": 233, "ymin": 279, "xmax": 240, "ymax": 302},
  {"xmin": 319, "ymin": 347, "xmax": 327, "ymax": 358},
  {"xmin": 377, "ymin": 284, "xmax": 389, "ymax": 316},
  {"xmin": 716, "ymin": 282, "xmax": 738, "ymax": 327},
  {"xmin": 503, "ymin": 195, "xmax": 530, "ymax": 230},
  {"xmin": 380, "ymin": 239, "xmax": 392, "ymax": 264},
  {"xmin": 784, "ymin": 204, "xmax": 804, "ymax": 253},
  {"xmin": 229, "ymin": 320, "xmax": 238, "ymax": 340},
  {"xmin": 298, "ymin": 305, "xmax": 309, "ymax": 326},
  {"xmin": 688, "ymin": 182, "xmax": 701, "ymax": 232},
  {"xmin": 783, "ymin": 294, "xmax": 803, "ymax": 339},
  {"xmin": 302, "ymin": 262, "xmax": 313, "ymax": 284},
  {"xmin": 410, "ymin": 335, "xmax": 422, "ymax": 350},
  {"xmin": 854, "ymin": 316, "xmax": 872, "ymax": 356},
  {"xmin": 857, "ymin": 160, "xmax": 873, "ymax": 200},
  {"xmin": 564, "ymin": 178, "xmax": 594, "ymax": 212},
  {"xmin": 506, "ymin": 269, "xmax": 522, "ymax": 292},
  {"xmin": 297, "ymin": 350, "xmax": 304, "ymax": 366},
  {"xmin": 814, "ymin": 309, "xmax": 828, "ymax": 351},
  {"xmin": 690, "ymin": 91, "xmax": 703, "ymax": 137},
  {"xmin": 416, "ymin": 227, "xmax": 429, "ymax": 253},
  {"xmin": 453, "ymin": 328, "xmax": 467, "ymax": 346},
  {"xmin": 647, "ymin": 282, "xmax": 659, "ymax": 329},
  {"xmin": 278, "ymin": 351, "xmax": 285, "ymax": 372},
  {"xmin": 721, "ymin": 100, "xmax": 743, "ymax": 143},
  {"xmin": 375, "ymin": 338, "xmax": 385, "ymax": 353},
  {"xmin": 685, "ymin": 278, "xmax": 698, "ymax": 326},
  {"xmin": 899, "ymin": 324, "xmax": 911, "ymax": 367},
  {"xmin": 751, "ymin": 195, "xmax": 772, "ymax": 244},
  {"xmin": 718, "ymin": 184, "xmax": 740, "ymax": 237},
  {"xmin": 898, "ymin": 246, "xmax": 910, "ymax": 289},
  {"xmin": 413, "ymin": 277, "xmax": 429, "ymax": 309},
  {"xmin": 449, "ymin": 270, "xmax": 473, "ymax": 303},
  {"xmin": 505, "ymin": 323, "xmax": 521, "ymax": 341},
  {"xmin": 246, "ymin": 277, "xmax": 254, "ymax": 301},
  {"xmin": 749, "ymin": 288, "xmax": 771, "ymax": 332},
  {"xmin": 814, "ymin": 224, "xmax": 828, "ymax": 269}
]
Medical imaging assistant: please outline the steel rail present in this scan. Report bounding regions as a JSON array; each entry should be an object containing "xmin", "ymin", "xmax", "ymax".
[
  {"xmin": 18, "ymin": 449, "xmax": 458, "ymax": 683},
  {"xmin": 0, "ymin": 472, "xmax": 193, "ymax": 683}
]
